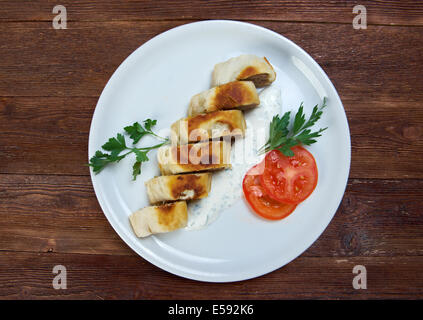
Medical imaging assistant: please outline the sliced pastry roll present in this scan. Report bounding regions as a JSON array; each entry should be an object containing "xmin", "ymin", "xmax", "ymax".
[
  {"xmin": 212, "ymin": 54, "xmax": 276, "ymax": 88},
  {"xmin": 171, "ymin": 110, "xmax": 246, "ymax": 144},
  {"xmin": 157, "ymin": 140, "xmax": 231, "ymax": 175},
  {"xmin": 129, "ymin": 201, "xmax": 188, "ymax": 238},
  {"xmin": 145, "ymin": 173, "xmax": 212, "ymax": 204},
  {"xmin": 188, "ymin": 81, "xmax": 259, "ymax": 116}
]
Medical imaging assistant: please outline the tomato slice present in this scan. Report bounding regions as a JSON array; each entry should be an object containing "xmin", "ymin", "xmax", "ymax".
[
  {"xmin": 243, "ymin": 161, "xmax": 297, "ymax": 220},
  {"xmin": 261, "ymin": 146, "xmax": 318, "ymax": 204}
]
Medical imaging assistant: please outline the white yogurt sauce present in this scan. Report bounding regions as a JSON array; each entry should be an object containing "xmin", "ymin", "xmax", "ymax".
[{"xmin": 186, "ymin": 86, "xmax": 282, "ymax": 230}]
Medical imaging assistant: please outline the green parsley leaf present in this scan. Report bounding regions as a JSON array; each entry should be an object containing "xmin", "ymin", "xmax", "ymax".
[
  {"xmin": 124, "ymin": 122, "xmax": 147, "ymax": 144},
  {"xmin": 102, "ymin": 133, "xmax": 126, "ymax": 153},
  {"xmin": 88, "ymin": 151, "xmax": 111, "ymax": 173},
  {"xmin": 143, "ymin": 119, "xmax": 157, "ymax": 131},
  {"xmin": 133, "ymin": 148, "xmax": 149, "ymax": 162},
  {"xmin": 132, "ymin": 161, "xmax": 142, "ymax": 181},
  {"xmin": 292, "ymin": 103, "xmax": 305, "ymax": 134},
  {"xmin": 88, "ymin": 119, "xmax": 168, "ymax": 180},
  {"xmin": 259, "ymin": 98, "xmax": 327, "ymax": 157},
  {"xmin": 124, "ymin": 119, "xmax": 161, "ymax": 144}
]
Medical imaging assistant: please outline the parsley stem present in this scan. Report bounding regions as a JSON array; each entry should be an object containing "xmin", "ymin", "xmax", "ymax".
[
  {"xmin": 148, "ymin": 132, "xmax": 168, "ymax": 141},
  {"xmin": 88, "ymin": 119, "xmax": 170, "ymax": 180},
  {"xmin": 119, "ymin": 139, "xmax": 169, "ymax": 156},
  {"xmin": 133, "ymin": 139, "xmax": 169, "ymax": 151},
  {"xmin": 258, "ymin": 99, "xmax": 327, "ymax": 157}
]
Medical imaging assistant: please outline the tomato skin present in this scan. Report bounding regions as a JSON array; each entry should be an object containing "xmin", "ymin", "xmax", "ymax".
[
  {"xmin": 242, "ymin": 161, "xmax": 297, "ymax": 220},
  {"xmin": 260, "ymin": 146, "xmax": 318, "ymax": 204}
]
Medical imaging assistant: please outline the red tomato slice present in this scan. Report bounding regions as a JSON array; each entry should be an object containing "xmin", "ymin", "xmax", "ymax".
[
  {"xmin": 261, "ymin": 146, "xmax": 318, "ymax": 204},
  {"xmin": 243, "ymin": 161, "xmax": 297, "ymax": 220}
]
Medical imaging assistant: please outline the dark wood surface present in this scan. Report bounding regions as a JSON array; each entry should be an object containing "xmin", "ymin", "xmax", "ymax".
[{"xmin": 0, "ymin": 1, "xmax": 422, "ymax": 299}]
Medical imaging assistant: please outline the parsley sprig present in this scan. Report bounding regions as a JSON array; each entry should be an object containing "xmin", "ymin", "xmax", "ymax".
[
  {"xmin": 89, "ymin": 119, "xmax": 168, "ymax": 180},
  {"xmin": 123, "ymin": 119, "xmax": 166, "ymax": 143},
  {"xmin": 258, "ymin": 98, "xmax": 327, "ymax": 157}
]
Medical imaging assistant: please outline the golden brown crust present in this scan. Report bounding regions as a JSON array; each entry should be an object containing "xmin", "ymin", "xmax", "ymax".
[
  {"xmin": 237, "ymin": 62, "xmax": 275, "ymax": 87},
  {"xmin": 188, "ymin": 81, "xmax": 259, "ymax": 116},
  {"xmin": 187, "ymin": 112, "xmax": 234, "ymax": 133},
  {"xmin": 212, "ymin": 81, "xmax": 258, "ymax": 110},
  {"xmin": 212, "ymin": 54, "xmax": 276, "ymax": 87},
  {"xmin": 158, "ymin": 141, "xmax": 230, "ymax": 175},
  {"xmin": 129, "ymin": 201, "xmax": 187, "ymax": 237},
  {"xmin": 172, "ymin": 110, "xmax": 245, "ymax": 143},
  {"xmin": 145, "ymin": 173, "xmax": 211, "ymax": 203},
  {"xmin": 237, "ymin": 66, "xmax": 260, "ymax": 81},
  {"xmin": 156, "ymin": 202, "xmax": 187, "ymax": 230},
  {"xmin": 170, "ymin": 173, "xmax": 210, "ymax": 199},
  {"xmin": 243, "ymin": 57, "xmax": 276, "ymax": 87}
]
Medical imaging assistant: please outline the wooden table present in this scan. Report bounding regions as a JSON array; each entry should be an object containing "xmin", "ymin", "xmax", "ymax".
[{"xmin": 0, "ymin": 1, "xmax": 422, "ymax": 299}]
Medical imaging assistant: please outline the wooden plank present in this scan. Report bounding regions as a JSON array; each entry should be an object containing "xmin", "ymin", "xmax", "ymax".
[
  {"xmin": 0, "ymin": 97, "xmax": 95, "ymax": 175},
  {"xmin": 345, "ymin": 100, "xmax": 423, "ymax": 179},
  {"xmin": 0, "ymin": 21, "xmax": 173, "ymax": 97},
  {"xmin": 0, "ymin": 174, "xmax": 133, "ymax": 256},
  {"xmin": 0, "ymin": 21, "xmax": 422, "ymax": 178},
  {"xmin": 0, "ymin": 251, "xmax": 421, "ymax": 299},
  {"xmin": 0, "ymin": 0, "xmax": 422, "ymax": 25},
  {"xmin": 0, "ymin": 175, "xmax": 422, "ymax": 258},
  {"xmin": 1, "ymin": 21, "xmax": 422, "ymax": 100},
  {"xmin": 1, "ymin": 96, "xmax": 422, "ymax": 179},
  {"xmin": 0, "ymin": 1, "xmax": 420, "ymax": 302}
]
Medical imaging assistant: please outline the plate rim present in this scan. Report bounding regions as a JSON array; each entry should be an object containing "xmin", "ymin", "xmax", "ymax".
[{"xmin": 88, "ymin": 19, "xmax": 351, "ymax": 282}]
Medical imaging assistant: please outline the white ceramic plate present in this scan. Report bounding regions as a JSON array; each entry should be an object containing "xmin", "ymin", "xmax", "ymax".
[{"xmin": 89, "ymin": 20, "xmax": 350, "ymax": 282}]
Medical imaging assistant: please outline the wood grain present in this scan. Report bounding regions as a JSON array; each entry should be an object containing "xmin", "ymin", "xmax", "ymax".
[
  {"xmin": 0, "ymin": 175, "xmax": 422, "ymax": 258},
  {"xmin": 1, "ymin": 21, "xmax": 423, "ymax": 99},
  {"xmin": 0, "ymin": 97, "xmax": 95, "ymax": 175},
  {"xmin": 0, "ymin": 251, "xmax": 421, "ymax": 299},
  {"xmin": 0, "ymin": 1, "xmax": 422, "ymax": 299},
  {"xmin": 0, "ymin": 21, "xmax": 422, "ymax": 178},
  {"xmin": 1, "ymin": 96, "xmax": 422, "ymax": 179},
  {"xmin": 0, "ymin": 0, "xmax": 422, "ymax": 26}
]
